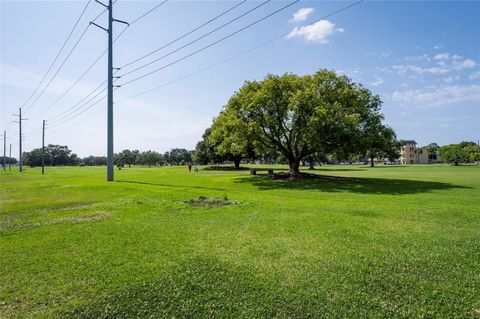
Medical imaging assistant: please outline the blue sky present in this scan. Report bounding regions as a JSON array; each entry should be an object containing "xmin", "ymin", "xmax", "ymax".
[{"xmin": 1, "ymin": 0, "xmax": 479, "ymax": 157}]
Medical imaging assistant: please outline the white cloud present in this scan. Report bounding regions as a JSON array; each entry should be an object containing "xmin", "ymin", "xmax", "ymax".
[
  {"xmin": 470, "ymin": 71, "xmax": 480, "ymax": 80},
  {"xmin": 391, "ymin": 85, "xmax": 480, "ymax": 107},
  {"xmin": 434, "ymin": 53, "xmax": 450, "ymax": 61},
  {"xmin": 370, "ymin": 76, "xmax": 384, "ymax": 87},
  {"xmin": 443, "ymin": 75, "xmax": 459, "ymax": 83},
  {"xmin": 393, "ymin": 56, "xmax": 477, "ymax": 75},
  {"xmin": 458, "ymin": 59, "xmax": 476, "ymax": 69},
  {"xmin": 291, "ymin": 8, "xmax": 315, "ymax": 22},
  {"xmin": 286, "ymin": 20, "xmax": 343, "ymax": 44}
]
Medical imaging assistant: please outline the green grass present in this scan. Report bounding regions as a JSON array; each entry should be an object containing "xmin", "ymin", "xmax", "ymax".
[{"xmin": 1, "ymin": 164, "xmax": 479, "ymax": 318}]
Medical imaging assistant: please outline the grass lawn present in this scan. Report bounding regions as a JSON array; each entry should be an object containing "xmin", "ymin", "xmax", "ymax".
[{"xmin": 1, "ymin": 164, "xmax": 479, "ymax": 318}]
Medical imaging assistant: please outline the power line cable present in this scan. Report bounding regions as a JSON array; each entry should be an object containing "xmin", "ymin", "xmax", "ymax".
[
  {"xmin": 120, "ymin": 0, "xmax": 247, "ymax": 70},
  {"xmin": 129, "ymin": 0, "xmax": 168, "ymax": 25},
  {"xmin": 28, "ymin": 1, "xmax": 168, "ymax": 120},
  {"xmin": 19, "ymin": 0, "xmax": 91, "ymax": 111},
  {"xmin": 24, "ymin": 25, "xmax": 91, "ymax": 114},
  {"xmin": 120, "ymin": 0, "xmax": 300, "ymax": 86},
  {"xmin": 118, "ymin": 0, "xmax": 364, "ymax": 102},
  {"xmin": 120, "ymin": 0, "xmax": 269, "ymax": 77}
]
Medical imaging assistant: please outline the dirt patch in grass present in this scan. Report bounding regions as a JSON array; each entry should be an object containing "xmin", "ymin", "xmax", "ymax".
[{"xmin": 184, "ymin": 196, "xmax": 241, "ymax": 208}]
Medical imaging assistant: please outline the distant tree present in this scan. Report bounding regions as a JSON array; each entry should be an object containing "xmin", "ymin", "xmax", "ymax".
[
  {"xmin": 1, "ymin": 156, "xmax": 17, "ymax": 166},
  {"xmin": 357, "ymin": 115, "xmax": 399, "ymax": 167},
  {"xmin": 425, "ymin": 142, "xmax": 440, "ymax": 153},
  {"xmin": 82, "ymin": 156, "xmax": 107, "ymax": 166},
  {"xmin": 440, "ymin": 144, "xmax": 467, "ymax": 165},
  {"xmin": 459, "ymin": 141, "xmax": 476, "ymax": 148},
  {"xmin": 115, "ymin": 149, "xmax": 139, "ymax": 167},
  {"xmin": 23, "ymin": 149, "xmax": 43, "ymax": 167},
  {"xmin": 210, "ymin": 70, "xmax": 385, "ymax": 174},
  {"xmin": 463, "ymin": 144, "xmax": 480, "ymax": 163},
  {"xmin": 193, "ymin": 128, "xmax": 226, "ymax": 165},
  {"xmin": 165, "ymin": 148, "xmax": 192, "ymax": 165},
  {"xmin": 24, "ymin": 144, "xmax": 78, "ymax": 167},
  {"xmin": 136, "ymin": 151, "xmax": 163, "ymax": 167}
]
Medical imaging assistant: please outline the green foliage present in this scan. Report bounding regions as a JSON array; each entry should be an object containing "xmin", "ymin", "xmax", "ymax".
[
  {"xmin": 23, "ymin": 144, "xmax": 79, "ymax": 167},
  {"xmin": 0, "ymin": 156, "xmax": 17, "ymax": 165},
  {"xmin": 356, "ymin": 114, "xmax": 399, "ymax": 166},
  {"xmin": 210, "ymin": 69, "xmax": 386, "ymax": 173},
  {"xmin": 115, "ymin": 149, "xmax": 139, "ymax": 167},
  {"xmin": 164, "ymin": 148, "xmax": 192, "ymax": 166},
  {"xmin": 135, "ymin": 150, "xmax": 163, "ymax": 167},
  {"xmin": 82, "ymin": 156, "xmax": 107, "ymax": 166},
  {"xmin": 193, "ymin": 128, "xmax": 224, "ymax": 165},
  {"xmin": 440, "ymin": 144, "xmax": 472, "ymax": 164}
]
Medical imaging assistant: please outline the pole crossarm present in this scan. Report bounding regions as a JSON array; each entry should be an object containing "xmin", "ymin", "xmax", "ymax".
[
  {"xmin": 94, "ymin": 0, "xmax": 108, "ymax": 8},
  {"xmin": 90, "ymin": 21, "xmax": 108, "ymax": 32},
  {"xmin": 113, "ymin": 18, "xmax": 129, "ymax": 26}
]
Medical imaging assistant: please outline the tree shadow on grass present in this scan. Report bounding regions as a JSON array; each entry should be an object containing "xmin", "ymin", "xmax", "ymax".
[
  {"xmin": 309, "ymin": 167, "xmax": 368, "ymax": 172},
  {"xmin": 234, "ymin": 175, "xmax": 469, "ymax": 195}
]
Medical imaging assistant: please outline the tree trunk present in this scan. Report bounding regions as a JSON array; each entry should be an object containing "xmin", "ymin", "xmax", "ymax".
[
  {"xmin": 288, "ymin": 160, "xmax": 300, "ymax": 175},
  {"xmin": 370, "ymin": 152, "xmax": 375, "ymax": 167},
  {"xmin": 234, "ymin": 158, "xmax": 241, "ymax": 169},
  {"xmin": 309, "ymin": 156, "xmax": 315, "ymax": 170}
]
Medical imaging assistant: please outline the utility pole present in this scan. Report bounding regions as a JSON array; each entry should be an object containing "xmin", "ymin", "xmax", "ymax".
[
  {"xmin": 9, "ymin": 143, "xmax": 12, "ymax": 170},
  {"xmin": 13, "ymin": 108, "xmax": 26, "ymax": 172},
  {"xmin": 2, "ymin": 130, "xmax": 5, "ymax": 170},
  {"xmin": 42, "ymin": 120, "xmax": 45, "ymax": 175},
  {"xmin": 91, "ymin": 0, "xmax": 128, "ymax": 182}
]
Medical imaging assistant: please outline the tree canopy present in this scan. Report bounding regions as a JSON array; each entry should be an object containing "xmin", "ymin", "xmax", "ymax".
[
  {"xmin": 24, "ymin": 144, "xmax": 79, "ymax": 167},
  {"xmin": 209, "ymin": 69, "xmax": 391, "ymax": 173}
]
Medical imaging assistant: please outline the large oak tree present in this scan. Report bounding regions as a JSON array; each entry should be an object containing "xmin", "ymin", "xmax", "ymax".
[{"xmin": 210, "ymin": 69, "xmax": 389, "ymax": 174}]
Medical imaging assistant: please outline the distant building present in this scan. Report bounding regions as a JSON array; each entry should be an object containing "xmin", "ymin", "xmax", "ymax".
[{"xmin": 398, "ymin": 140, "xmax": 440, "ymax": 164}]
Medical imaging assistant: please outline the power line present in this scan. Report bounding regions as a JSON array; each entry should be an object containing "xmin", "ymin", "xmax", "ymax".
[
  {"xmin": 19, "ymin": 0, "xmax": 92, "ymax": 111},
  {"xmin": 27, "ymin": 1, "xmax": 168, "ymax": 121},
  {"xmin": 120, "ymin": 0, "xmax": 269, "ymax": 77},
  {"xmin": 51, "ymin": 103, "xmax": 106, "ymax": 134},
  {"xmin": 129, "ymin": 0, "xmax": 168, "ymax": 25},
  {"xmin": 24, "ymin": 25, "xmax": 92, "ymax": 114},
  {"xmin": 122, "ymin": 0, "xmax": 271, "ymax": 76},
  {"xmin": 118, "ymin": 0, "xmax": 364, "ymax": 102},
  {"xmin": 120, "ymin": 0, "xmax": 247, "ymax": 70},
  {"xmin": 48, "ymin": 81, "xmax": 107, "ymax": 123},
  {"xmin": 120, "ymin": 0, "xmax": 300, "ymax": 86}
]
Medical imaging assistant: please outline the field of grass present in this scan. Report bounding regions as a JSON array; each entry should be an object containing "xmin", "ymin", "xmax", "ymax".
[{"xmin": 1, "ymin": 164, "xmax": 479, "ymax": 318}]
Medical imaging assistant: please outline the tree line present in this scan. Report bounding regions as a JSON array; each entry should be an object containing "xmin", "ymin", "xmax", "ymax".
[
  {"xmin": 438, "ymin": 142, "xmax": 480, "ymax": 165},
  {"xmin": 21, "ymin": 146, "xmax": 195, "ymax": 168}
]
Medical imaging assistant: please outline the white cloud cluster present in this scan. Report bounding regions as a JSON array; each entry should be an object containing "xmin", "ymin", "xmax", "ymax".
[
  {"xmin": 291, "ymin": 8, "xmax": 315, "ymax": 22},
  {"xmin": 286, "ymin": 20, "xmax": 344, "ymax": 44},
  {"xmin": 391, "ymin": 84, "xmax": 480, "ymax": 107},
  {"xmin": 393, "ymin": 53, "xmax": 477, "ymax": 75}
]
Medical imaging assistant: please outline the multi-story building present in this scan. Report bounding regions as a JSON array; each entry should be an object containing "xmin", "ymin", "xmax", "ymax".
[
  {"xmin": 399, "ymin": 140, "xmax": 418, "ymax": 164},
  {"xmin": 398, "ymin": 140, "xmax": 441, "ymax": 164}
]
